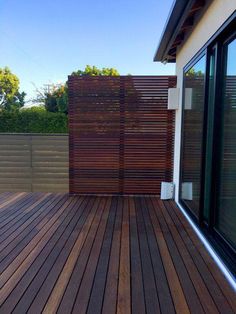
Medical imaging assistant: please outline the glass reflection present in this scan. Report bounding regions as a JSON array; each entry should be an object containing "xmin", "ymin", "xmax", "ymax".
[
  {"xmin": 216, "ymin": 38, "xmax": 236, "ymax": 248},
  {"xmin": 181, "ymin": 55, "xmax": 206, "ymax": 217}
]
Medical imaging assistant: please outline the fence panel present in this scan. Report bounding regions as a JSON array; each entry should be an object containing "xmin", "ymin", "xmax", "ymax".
[
  {"xmin": 68, "ymin": 75, "xmax": 176, "ymax": 195},
  {"xmin": 0, "ymin": 134, "xmax": 69, "ymax": 192}
]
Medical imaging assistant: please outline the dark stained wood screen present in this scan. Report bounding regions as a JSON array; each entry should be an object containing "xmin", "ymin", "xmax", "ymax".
[{"xmin": 68, "ymin": 76, "xmax": 176, "ymax": 195}]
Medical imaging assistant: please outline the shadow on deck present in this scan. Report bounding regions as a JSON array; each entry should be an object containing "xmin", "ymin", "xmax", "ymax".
[{"xmin": 0, "ymin": 192, "xmax": 235, "ymax": 313}]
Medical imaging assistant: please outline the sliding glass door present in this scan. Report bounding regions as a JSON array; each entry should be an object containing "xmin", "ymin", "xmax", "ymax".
[{"xmin": 179, "ymin": 17, "xmax": 236, "ymax": 274}]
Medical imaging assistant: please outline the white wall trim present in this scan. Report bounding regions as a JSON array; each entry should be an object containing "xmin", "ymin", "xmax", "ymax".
[{"xmin": 176, "ymin": 201, "xmax": 236, "ymax": 292}]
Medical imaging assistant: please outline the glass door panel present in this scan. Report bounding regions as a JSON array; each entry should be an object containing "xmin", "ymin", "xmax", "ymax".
[
  {"xmin": 180, "ymin": 55, "xmax": 206, "ymax": 217},
  {"xmin": 216, "ymin": 37, "xmax": 236, "ymax": 249}
]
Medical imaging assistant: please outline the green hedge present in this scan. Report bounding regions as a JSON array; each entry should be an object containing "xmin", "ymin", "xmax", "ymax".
[{"xmin": 0, "ymin": 109, "xmax": 68, "ymax": 133}]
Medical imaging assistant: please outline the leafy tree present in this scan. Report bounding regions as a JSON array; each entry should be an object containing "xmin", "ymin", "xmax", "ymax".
[
  {"xmin": 4, "ymin": 91, "xmax": 27, "ymax": 112},
  {"xmin": 38, "ymin": 66, "xmax": 120, "ymax": 114},
  {"xmin": 0, "ymin": 67, "xmax": 19, "ymax": 103},
  {"xmin": 33, "ymin": 83, "xmax": 68, "ymax": 114},
  {"xmin": 49, "ymin": 84, "xmax": 68, "ymax": 113},
  {"xmin": 0, "ymin": 67, "xmax": 26, "ymax": 111},
  {"xmin": 72, "ymin": 65, "xmax": 119, "ymax": 76},
  {"xmin": 45, "ymin": 91, "xmax": 58, "ymax": 113},
  {"xmin": 42, "ymin": 84, "xmax": 68, "ymax": 114},
  {"xmin": 15, "ymin": 91, "xmax": 26, "ymax": 107}
]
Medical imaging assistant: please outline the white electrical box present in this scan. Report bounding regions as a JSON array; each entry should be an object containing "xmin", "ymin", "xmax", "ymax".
[
  {"xmin": 184, "ymin": 88, "xmax": 193, "ymax": 110},
  {"xmin": 161, "ymin": 182, "xmax": 174, "ymax": 200},
  {"xmin": 168, "ymin": 88, "xmax": 179, "ymax": 110},
  {"xmin": 181, "ymin": 182, "xmax": 193, "ymax": 200}
]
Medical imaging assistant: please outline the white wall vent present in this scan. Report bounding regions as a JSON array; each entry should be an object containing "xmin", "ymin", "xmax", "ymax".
[
  {"xmin": 168, "ymin": 88, "xmax": 179, "ymax": 110},
  {"xmin": 161, "ymin": 182, "xmax": 174, "ymax": 200}
]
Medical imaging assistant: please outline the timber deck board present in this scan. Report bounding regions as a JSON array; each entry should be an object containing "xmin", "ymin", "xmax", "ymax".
[{"xmin": 0, "ymin": 192, "xmax": 235, "ymax": 314}]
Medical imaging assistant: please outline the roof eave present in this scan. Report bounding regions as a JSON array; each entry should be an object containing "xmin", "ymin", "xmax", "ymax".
[{"xmin": 154, "ymin": 0, "xmax": 194, "ymax": 63}]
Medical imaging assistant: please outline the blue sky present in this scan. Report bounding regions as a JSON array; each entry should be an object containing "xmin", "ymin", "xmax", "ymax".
[{"xmin": 0, "ymin": 0, "xmax": 175, "ymax": 101}]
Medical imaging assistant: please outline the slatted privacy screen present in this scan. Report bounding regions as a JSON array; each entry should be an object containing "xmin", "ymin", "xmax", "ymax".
[{"xmin": 68, "ymin": 76, "xmax": 176, "ymax": 195}]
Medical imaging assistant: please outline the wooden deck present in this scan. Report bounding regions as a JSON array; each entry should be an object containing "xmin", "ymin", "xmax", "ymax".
[{"xmin": 0, "ymin": 192, "xmax": 235, "ymax": 313}]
